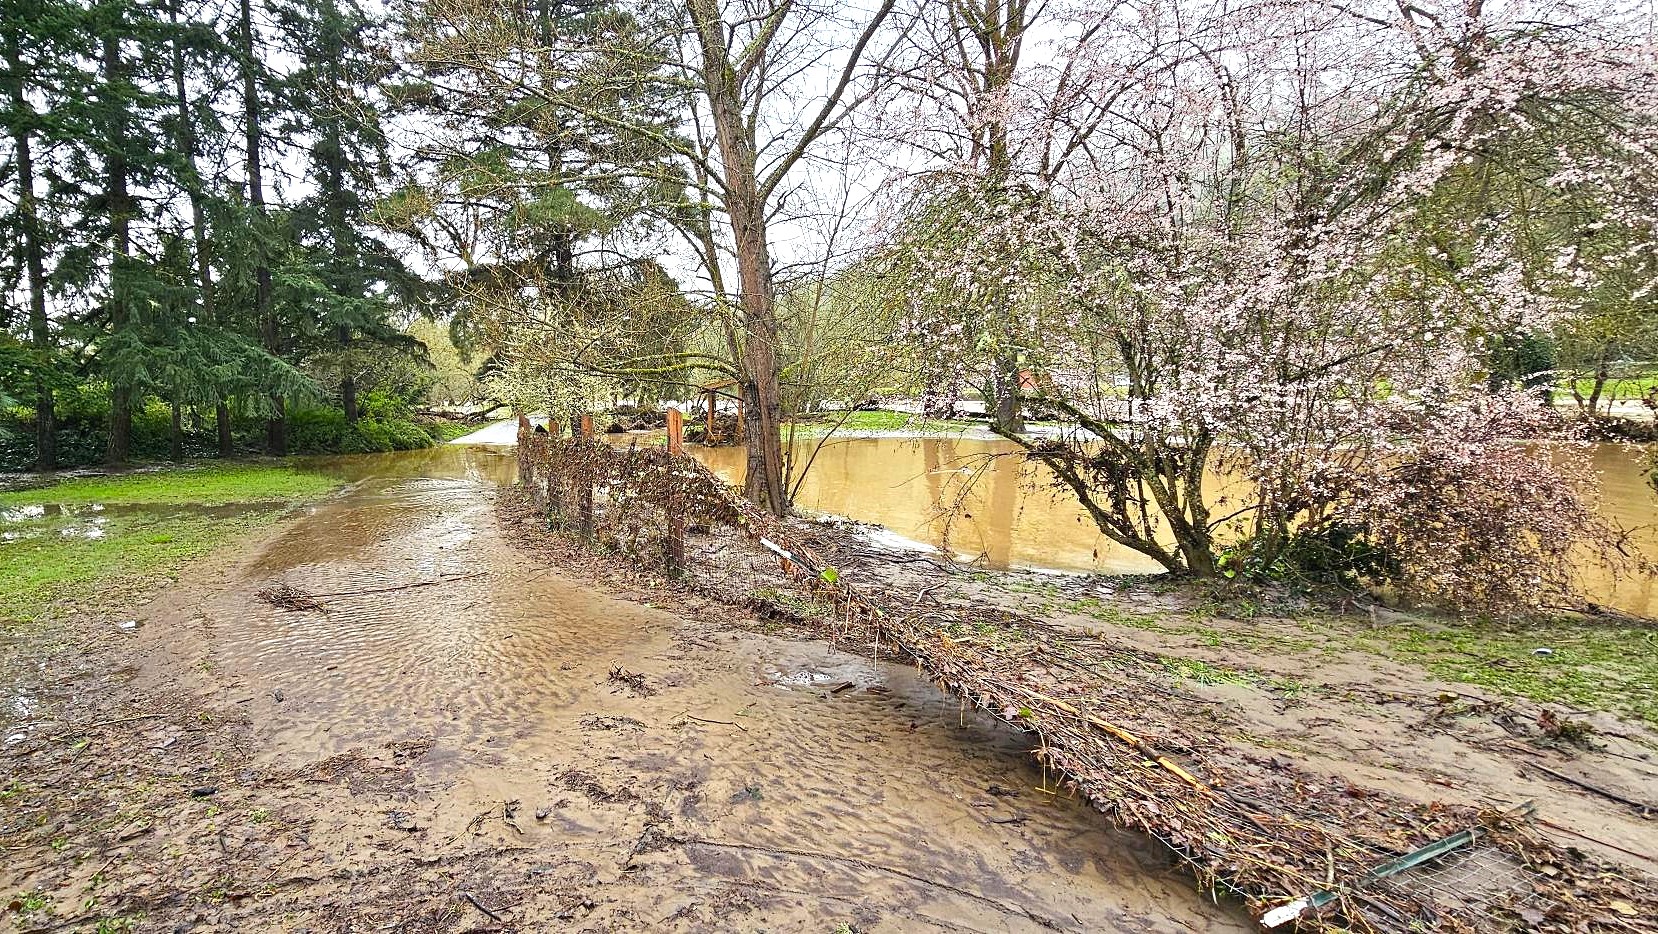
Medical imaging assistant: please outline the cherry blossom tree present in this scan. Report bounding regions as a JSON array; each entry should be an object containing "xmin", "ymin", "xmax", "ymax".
[{"xmin": 883, "ymin": 0, "xmax": 1658, "ymax": 610}]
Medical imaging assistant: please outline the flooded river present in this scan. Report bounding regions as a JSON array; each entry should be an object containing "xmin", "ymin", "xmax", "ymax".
[
  {"xmin": 692, "ymin": 437, "xmax": 1658, "ymax": 618},
  {"xmin": 155, "ymin": 446, "xmax": 1249, "ymax": 931}
]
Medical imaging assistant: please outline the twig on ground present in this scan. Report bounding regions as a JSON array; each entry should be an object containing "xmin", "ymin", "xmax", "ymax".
[
  {"xmin": 679, "ymin": 713, "xmax": 748, "ymax": 732},
  {"xmin": 460, "ymin": 891, "xmax": 505, "ymax": 923},
  {"xmin": 307, "ymin": 572, "xmax": 487, "ymax": 599}
]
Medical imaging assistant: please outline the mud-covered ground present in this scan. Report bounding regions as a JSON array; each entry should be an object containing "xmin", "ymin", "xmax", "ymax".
[
  {"xmin": 2, "ymin": 454, "xmax": 1249, "ymax": 933},
  {"xmin": 5, "ymin": 446, "xmax": 1655, "ymax": 932}
]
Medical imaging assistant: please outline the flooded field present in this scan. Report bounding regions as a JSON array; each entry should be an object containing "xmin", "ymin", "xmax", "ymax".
[
  {"xmin": 693, "ymin": 438, "xmax": 1658, "ymax": 618},
  {"xmin": 127, "ymin": 445, "xmax": 1250, "ymax": 931}
]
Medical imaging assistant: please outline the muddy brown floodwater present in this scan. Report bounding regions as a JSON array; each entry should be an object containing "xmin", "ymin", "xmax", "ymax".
[
  {"xmin": 694, "ymin": 437, "xmax": 1658, "ymax": 618},
  {"xmin": 138, "ymin": 446, "xmax": 1249, "ymax": 932}
]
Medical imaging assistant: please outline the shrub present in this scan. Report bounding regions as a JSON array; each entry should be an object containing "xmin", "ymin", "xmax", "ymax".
[
  {"xmin": 286, "ymin": 406, "xmax": 433, "ymax": 454},
  {"xmin": 1330, "ymin": 403, "xmax": 1632, "ymax": 616},
  {"xmin": 380, "ymin": 419, "xmax": 434, "ymax": 450},
  {"xmin": 287, "ymin": 407, "xmax": 351, "ymax": 453},
  {"xmin": 1281, "ymin": 521, "xmax": 1401, "ymax": 588},
  {"xmin": 358, "ymin": 390, "xmax": 413, "ymax": 421},
  {"xmin": 342, "ymin": 418, "xmax": 392, "ymax": 453}
]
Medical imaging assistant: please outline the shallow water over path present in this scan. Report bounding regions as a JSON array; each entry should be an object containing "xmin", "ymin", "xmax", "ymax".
[{"xmin": 154, "ymin": 447, "xmax": 1247, "ymax": 932}]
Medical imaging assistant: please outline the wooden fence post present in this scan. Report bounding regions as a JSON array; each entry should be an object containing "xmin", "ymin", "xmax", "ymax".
[
  {"xmin": 578, "ymin": 413, "xmax": 595, "ymax": 538},
  {"xmin": 516, "ymin": 413, "xmax": 533, "ymax": 485},
  {"xmin": 665, "ymin": 408, "xmax": 685, "ymax": 577}
]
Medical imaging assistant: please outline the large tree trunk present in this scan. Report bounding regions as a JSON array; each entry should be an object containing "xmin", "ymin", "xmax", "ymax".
[
  {"xmin": 104, "ymin": 32, "xmax": 133, "ymax": 465},
  {"xmin": 318, "ymin": 13, "xmax": 360, "ymax": 430},
  {"xmin": 216, "ymin": 399, "xmax": 234, "ymax": 457},
  {"xmin": 990, "ymin": 354, "xmax": 1025, "ymax": 434},
  {"xmin": 108, "ymin": 387, "xmax": 133, "ymax": 464},
  {"xmin": 1586, "ymin": 350, "xmax": 1609, "ymax": 417},
  {"xmin": 241, "ymin": 0, "xmax": 282, "ymax": 454},
  {"xmin": 733, "ymin": 202, "xmax": 787, "ymax": 516},
  {"xmin": 172, "ymin": 0, "xmax": 225, "ymax": 458},
  {"xmin": 690, "ymin": 0, "xmax": 788, "ymax": 515},
  {"xmin": 342, "ymin": 368, "xmax": 359, "ymax": 423},
  {"xmin": 169, "ymin": 400, "xmax": 184, "ymax": 460},
  {"xmin": 7, "ymin": 36, "xmax": 54, "ymax": 470},
  {"xmin": 265, "ymin": 394, "xmax": 286, "ymax": 455},
  {"xmin": 969, "ymin": 0, "xmax": 1025, "ymax": 435}
]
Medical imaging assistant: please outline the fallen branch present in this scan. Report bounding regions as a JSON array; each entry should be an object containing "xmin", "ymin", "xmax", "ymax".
[
  {"xmin": 1530, "ymin": 764, "xmax": 1655, "ymax": 813},
  {"xmin": 306, "ymin": 572, "xmax": 487, "ymax": 599},
  {"xmin": 1011, "ymin": 687, "xmax": 1211, "ymax": 794},
  {"xmin": 1536, "ymin": 818, "xmax": 1658, "ymax": 865}
]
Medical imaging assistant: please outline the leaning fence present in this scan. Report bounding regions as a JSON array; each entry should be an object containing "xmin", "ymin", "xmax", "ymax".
[{"xmin": 512, "ymin": 413, "xmax": 1656, "ymax": 933}]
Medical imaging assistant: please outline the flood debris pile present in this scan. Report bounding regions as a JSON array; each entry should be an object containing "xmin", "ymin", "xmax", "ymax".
[
  {"xmin": 517, "ymin": 421, "xmax": 744, "ymax": 559},
  {"xmin": 255, "ymin": 582, "xmax": 326, "ymax": 612},
  {"xmin": 510, "ymin": 421, "xmax": 1658, "ymax": 933},
  {"xmin": 868, "ymin": 604, "xmax": 1658, "ymax": 933}
]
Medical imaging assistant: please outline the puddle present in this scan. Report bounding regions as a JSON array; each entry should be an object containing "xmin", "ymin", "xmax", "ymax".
[
  {"xmin": 0, "ymin": 505, "xmax": 50, "ymax": 522},
  {"xmin": 144, "ymin": 446, "xmax": 1250, "ymax": 931},
  {"xmin": 759, "ymin": 660, "xmax": 871, "ymax": 692},
  {"xmin": 0, "ymin": 500, "xmax": 298, "ymax": 544}
]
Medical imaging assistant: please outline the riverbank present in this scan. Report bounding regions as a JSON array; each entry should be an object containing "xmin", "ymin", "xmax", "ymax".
[{"xmin": 452, "ymin": 415, "xmax": 1658, "ymax": 614}]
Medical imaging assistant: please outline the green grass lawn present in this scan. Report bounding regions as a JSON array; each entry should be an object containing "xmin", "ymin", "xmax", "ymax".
[
  {"xmin": 423, "ymin": 419, "xmax": 478, "ymax": 443},
  {"xmin": 1561, "ymin": 375, "xmax": 1658, "ymax": 401},
  {"xmin": 1, "ymin": 463, "xmax": 341, "ymax": 625},
  {"xmin": 787, "ymin": 410, "xmax": 981, "ymax": 434}
]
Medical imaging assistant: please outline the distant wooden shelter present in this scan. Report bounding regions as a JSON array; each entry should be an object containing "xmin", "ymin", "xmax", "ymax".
[{"xmin": 699, "ymin": 378, "xmax": 744, "ymax": 439}]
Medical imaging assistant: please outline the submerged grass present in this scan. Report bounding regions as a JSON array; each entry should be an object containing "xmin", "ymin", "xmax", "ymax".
[
  {"xmin": 0, "ymin": 463, "xmax": 338, "ymax": 507},
  {"xmin": 423, "ymin": 419, "xmax": 478, "ymax": 444},
  {"xmin": 0, "ymin": 463, "xmax": 340, "ymax": 625},
  {"xmin": 1053, "ymin": 577, "xmax": 1656, "ymax": 723}
]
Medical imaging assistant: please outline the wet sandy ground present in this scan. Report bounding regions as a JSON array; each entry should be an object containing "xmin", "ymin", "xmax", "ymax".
[{"xmin": 115, "ymin": 449, "xmax": 1249, "ymax": 931}]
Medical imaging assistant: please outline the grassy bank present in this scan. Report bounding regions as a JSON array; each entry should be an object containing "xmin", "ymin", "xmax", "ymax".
[
  {"xmin": 0, "ymin": 464, "xmax": 341, "ymax": 625},
  {"xmin": 425, "ymin": 419, "xmax": 479, "ymax": 443},
  {"xmin": 1026, "ymin": 577, "xmax": 1658, "ymax": 725}
]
